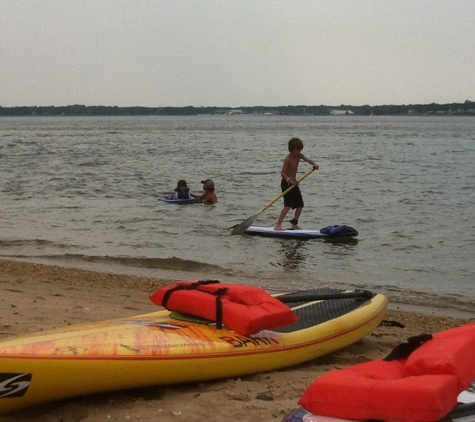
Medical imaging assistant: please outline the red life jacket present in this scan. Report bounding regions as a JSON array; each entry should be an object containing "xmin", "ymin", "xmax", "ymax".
[
  {"xmin": 299, "ymin": 323, "xmax": 475, "ymax": 422},
  {"xmin": 149, "ymin": 280, "xmax": 298, "ymax": 336}
]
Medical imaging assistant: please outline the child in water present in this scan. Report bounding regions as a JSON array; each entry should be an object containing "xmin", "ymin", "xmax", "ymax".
[
  {"xmin": 191, "ymin": 179, "xmax": 218, "ymax": 204},
  {"xmin": 275, "ymin": 138, "xmax": 318, "ymax": 231},
  {"xmin": 166, "ymin": 179, "xmax": 192, "ymax": 200}
]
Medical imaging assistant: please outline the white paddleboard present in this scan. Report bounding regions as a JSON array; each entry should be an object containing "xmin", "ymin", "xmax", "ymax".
[{"xmin": 245, "ymin": 225, "xmax": 358, "ymax": 240}]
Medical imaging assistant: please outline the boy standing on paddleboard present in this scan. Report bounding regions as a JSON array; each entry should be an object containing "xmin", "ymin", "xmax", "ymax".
[{"xmin": 275, "ymin": 138, "xmax": 318, "ymax": 231}]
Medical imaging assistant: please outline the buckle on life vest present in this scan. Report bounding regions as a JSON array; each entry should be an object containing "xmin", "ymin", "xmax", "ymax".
[{"xmin": 162, "ymin": 280, "xmax": 228, "ymax": 328}]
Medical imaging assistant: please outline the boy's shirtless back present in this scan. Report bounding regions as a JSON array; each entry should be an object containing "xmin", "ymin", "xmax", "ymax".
[
  {"xmin": 281, "ymin": 150, "xmax": 303, "ymax": 183},
  {"xmin": 275, "ymin": 138, "xmax": 318, "ymax": 231}
]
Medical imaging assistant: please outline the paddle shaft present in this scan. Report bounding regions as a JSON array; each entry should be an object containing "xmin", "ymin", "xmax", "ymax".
[
  {"xmin": 276, "ymin": 290, "xmax": 374, "ymax": 303},
  {"xmin": 261, "ymin": 167, "xmax": 316, "ymax": 213},
  {"xmin": 442, "ymin": 400, "xmax": 475, "ymax": 420}
]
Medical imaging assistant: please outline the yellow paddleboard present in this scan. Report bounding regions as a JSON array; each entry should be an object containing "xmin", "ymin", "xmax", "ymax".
[{"xmin": 0, "ymin": 288, "xmax": 387, "ymax": 413}]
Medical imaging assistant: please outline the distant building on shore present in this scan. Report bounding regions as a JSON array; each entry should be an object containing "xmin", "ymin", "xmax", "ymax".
[{"xmin": 329, "ymin": 109, "xmax": 355, "ymax": 116}]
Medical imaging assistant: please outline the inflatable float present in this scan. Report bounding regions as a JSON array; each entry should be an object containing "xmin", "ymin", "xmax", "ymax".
[
  {"xmin": 0, "ymin": 283, "xmax": 386, "ymax": 413},
  {"xmin": 159, "ymin": 197, "xmax": 201, "ymax": 204}
]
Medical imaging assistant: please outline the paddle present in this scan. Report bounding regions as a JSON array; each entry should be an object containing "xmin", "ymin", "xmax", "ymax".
[
  {"xmin": 231, "ymin": 167, "xmax": 316, "ymax": 235},
  {"xmin": 275, "ymin": 289, "xmax": 374, "ymax": 304},
  {"xmin": 442, "ymin": 400, "xmax": 475, "ymax": 420}
]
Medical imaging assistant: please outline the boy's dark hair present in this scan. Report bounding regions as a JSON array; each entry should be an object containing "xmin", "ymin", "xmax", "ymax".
[
  {"xmin": 178, "ymin": 179, "xmax": 187, "ymax": 187},
  {"xmin": 288, "ymin": 137, "xmax": 303, "ymax": 152}
]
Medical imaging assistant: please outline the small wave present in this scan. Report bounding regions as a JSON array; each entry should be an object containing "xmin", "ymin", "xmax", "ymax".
[
  {"xmin": 80, "ymin": 255, "xmax": 226, "ymax": 273},
  {"xmin": 385, "ymin": 288, "xmax": 475, "ymax": 318},
  {"xmin": 0, "ymin": 253, "xmax": 228, "ymax": 274},
  {"xmin": 0, "ymin": 239, "xmax": 56, "ymax": 248},
  {"xmin": 356, "ymin": 218, "xmax": 377, "ymax": 223}
]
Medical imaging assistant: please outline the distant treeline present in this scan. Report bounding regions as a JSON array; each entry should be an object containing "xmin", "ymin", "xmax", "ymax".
[{"xmin": 1, "ymin": 101, "xmax": 474, "ymax": 117}]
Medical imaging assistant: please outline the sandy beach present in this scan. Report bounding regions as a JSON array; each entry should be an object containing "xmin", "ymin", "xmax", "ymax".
[{"xmin": 0, "ymin": 259, "xmax": 472, "ymax": 422}]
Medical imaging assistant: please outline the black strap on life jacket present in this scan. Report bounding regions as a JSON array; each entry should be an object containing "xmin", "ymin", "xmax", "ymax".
[
  {"xmin": 383, "ymin": 333, "xmax": 433, "ymax": 361},
  {"xmin": 162, "ymin": 280, "xmax": 229, "ymax": 329}
]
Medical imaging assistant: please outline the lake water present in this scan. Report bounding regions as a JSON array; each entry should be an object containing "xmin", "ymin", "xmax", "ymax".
[{"xmin": 1, "ymin": 115, "xmax": 474, "ymax": 316}]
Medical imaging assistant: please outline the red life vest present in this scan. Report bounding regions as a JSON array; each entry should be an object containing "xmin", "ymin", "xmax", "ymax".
[
  {"xmin": 149, "ymin": 280, "xmax": 298, "ymax": 336},
  {"xmin": 299, "ymin": 323, "xmax": 475, "ymax": 422}
]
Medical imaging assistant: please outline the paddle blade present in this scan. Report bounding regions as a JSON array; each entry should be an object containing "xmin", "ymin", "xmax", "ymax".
[{"xmin": 231, "ymin": 212, "xmax": 261, "ymax": 235}]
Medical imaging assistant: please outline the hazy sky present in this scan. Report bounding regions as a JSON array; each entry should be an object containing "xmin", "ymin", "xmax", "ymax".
[{"xmin": 1, "ymin": 1, "xmax": 474, "ymax": 107}]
